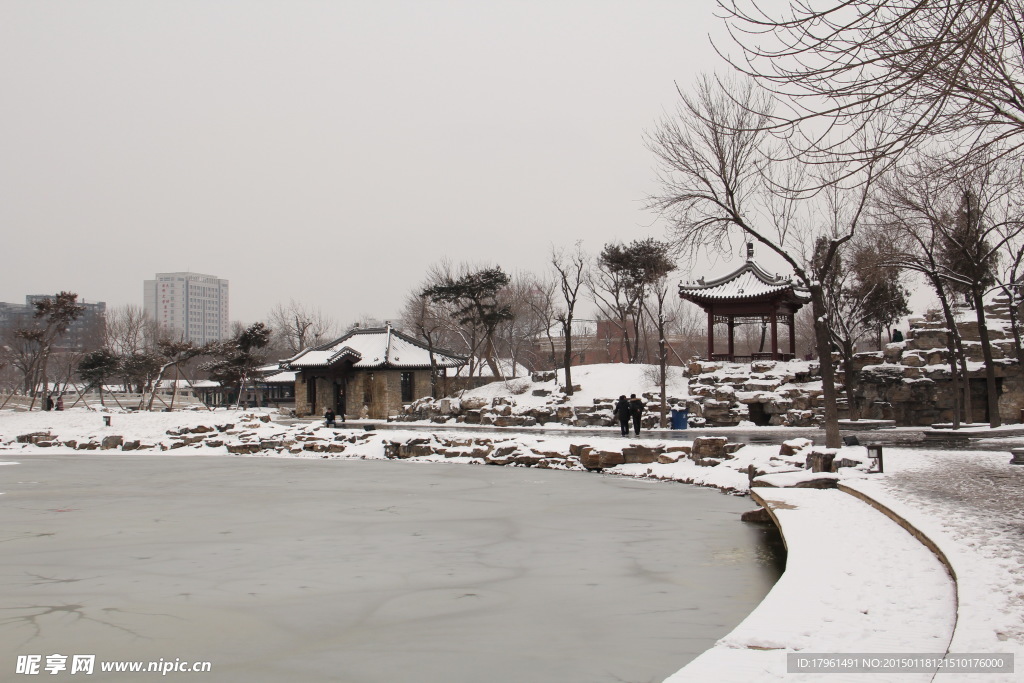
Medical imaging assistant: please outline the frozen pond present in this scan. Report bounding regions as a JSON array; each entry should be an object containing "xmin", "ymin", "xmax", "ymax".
[{"xmin": 1, "ymin": 454, "xmax": 783, "ymax": 682}]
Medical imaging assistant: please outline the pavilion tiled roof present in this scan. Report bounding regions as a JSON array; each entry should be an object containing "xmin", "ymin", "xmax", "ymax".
[
  {"xmin": 283, "ymin": 325, "xmax": 466, "ymax": 370},
  {"xmin": 679, "ymin": 259, "xmax": 810, "ymax": 303}
]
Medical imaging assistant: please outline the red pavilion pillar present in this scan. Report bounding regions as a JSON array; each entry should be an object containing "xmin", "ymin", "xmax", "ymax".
[
  {"xmin": 727, "ymin": 318, "xmax": 735, "ymax": 361},
  {"xmin": 707, "ymin": 308, "xmax": 715, "ymax": 360},
  {"xmin": 770, "ymin": 306, "xmax": 779, "ymax": 360},
  {"xmin": 789, "ymin": 314, "xmax": 796, "ymax": 357}
]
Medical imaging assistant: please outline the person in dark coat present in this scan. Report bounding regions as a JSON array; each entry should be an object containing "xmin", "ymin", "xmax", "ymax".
[
  {"xmin": 324, "ymin": 408, "xmax": 336, "ymax": 427},
  {"xmin": 614, "ymin": 395, "xmax": 631, "ymax": 436},
  {"xmin": 629, "ymin": 394, "xmax": 645, "ymax": 436}
]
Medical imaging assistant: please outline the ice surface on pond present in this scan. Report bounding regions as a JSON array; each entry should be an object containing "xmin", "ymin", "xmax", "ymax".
[{"xmin": 0, "ymin": 454, "xmax": 783, "ymax": 683}]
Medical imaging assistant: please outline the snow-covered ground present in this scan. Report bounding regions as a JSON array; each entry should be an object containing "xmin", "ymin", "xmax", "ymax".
[
  {"xmin": 2, "ymin": 405, "xmax": 1021, "ymax": 681},
  {"xmin": 459, "ymin": 362, "xmax": 690, "ymax": 409}
]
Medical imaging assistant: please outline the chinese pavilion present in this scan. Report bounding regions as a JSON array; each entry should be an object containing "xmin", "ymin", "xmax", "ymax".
[{"xmin": 679, "ymin": 244, "xmax": 810, "ymax": 362}]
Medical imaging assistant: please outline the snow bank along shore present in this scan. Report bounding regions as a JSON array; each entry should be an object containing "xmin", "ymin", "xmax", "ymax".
[{"xmin": 1, "ymin": 407, "xmax": 1020, "ymax": 681}]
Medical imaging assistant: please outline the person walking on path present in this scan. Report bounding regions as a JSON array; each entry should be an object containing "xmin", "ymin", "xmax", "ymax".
[
  {"xmin": 629, "ymin": 394, "xmax": 645, "ymax": 436},
  {"xmin": 614, "ymin": 395, "xmax": 631, "ymax": 437}
]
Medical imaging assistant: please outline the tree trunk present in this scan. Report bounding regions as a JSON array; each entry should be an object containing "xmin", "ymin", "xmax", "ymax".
[
  {"xmin": 169, "ymin": 365, "xmax": 180, "ymax": 412},
  {"xmin": 972, "ymin": 287, "xmax": 1001, "ymax": 427},
  {"xmin": 1003, "ymin": 286, "xmax": 1024, "ymax": 366},
  {"xmin": 562, "ymin": 322, "xmax": 574, "ymax": 396},
  {"xmin": 930, "ymin": 276, "xmax": 963, "ymax": 428},
  {"xmin": 811, "ymin": 287, "xmax": 842, "ymax": 448},
  {"xmin": 484, "ymin": 334, "xmax": 502, "ymax": 379},
  {"xmin": 147, "ymin": 362, "xmax": 174, "ymax": 411},
  {"xmin": 658, "ymin": 334, "xmax": 668, "ymax": 429},
  {"xmin": 841, "ymin": 339, "xmax": 860, "ymax": 421}
]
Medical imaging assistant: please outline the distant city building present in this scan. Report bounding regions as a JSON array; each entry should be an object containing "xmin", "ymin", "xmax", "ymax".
[
  {"xmin": 0, "ymin": 295, "xmax": 106, "ymax": 351},
  {"xmin": 143, "ymin": 272, "xmax": 229, "ymax": 345}
]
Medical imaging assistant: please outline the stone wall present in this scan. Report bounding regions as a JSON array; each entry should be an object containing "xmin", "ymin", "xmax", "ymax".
[
  {"xmin": 396, "ymin": 387, "xmax": 685, "ymax": 429},
  {"xmin": 850, "ymin": 294, "xmax": 1024, "ymax": 425},
  {"xmin": 295, "ymin": 368, "xmax": 435, "ymax": 420}
]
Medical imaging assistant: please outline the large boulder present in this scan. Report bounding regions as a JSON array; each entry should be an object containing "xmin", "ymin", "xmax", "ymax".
[
  {"xmin": 622, "ymin": 445, "xmax": 662, "ymax": 464},
  {"xmin": 691, "ymin": 436, "xmax": 728, "ymax": 459}
]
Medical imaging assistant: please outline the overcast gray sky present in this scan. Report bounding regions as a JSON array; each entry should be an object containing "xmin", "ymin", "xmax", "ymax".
[{"xmin": 1, "ymin": 1, "xmax": 729, "ymax": 325}]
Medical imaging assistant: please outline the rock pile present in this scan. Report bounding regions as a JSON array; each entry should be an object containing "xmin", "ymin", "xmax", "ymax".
[
  {"xmin": 683, "ymin": 359, "xmax": 824, "ymax": 427},
  {"xmin": 379, "ymin": 433, "xmax": 744, "ymax": 472},
  {"xmin": 4, "ymin": 414, "xmax": 372, "ymax": 458},
  {"xmin": 851, "ymin": 294, "xmax": 1024, "ymax": 425},
  {"xmin": 396, "ymin": 391, "xmax": 688, "ymax": 429}
]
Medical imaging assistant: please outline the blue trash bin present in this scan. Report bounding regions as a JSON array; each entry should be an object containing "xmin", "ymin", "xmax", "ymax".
[{"xmin": 670, "ymin": 408, "xmax": 689, "ymax": 430}]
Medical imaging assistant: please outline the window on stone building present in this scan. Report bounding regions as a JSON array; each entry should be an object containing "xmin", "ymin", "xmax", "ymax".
[{"xmin": 401, "ymin": 372, "xmax": 414, "ymax": 402}]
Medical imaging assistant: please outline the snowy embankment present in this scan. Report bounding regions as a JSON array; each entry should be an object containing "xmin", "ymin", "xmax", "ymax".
[
  {"xmin": 670, "ymin": 487, "xmax": 956, "ymax": 682},
  {"xmin": 0, "ymin": 406, "xmax": 857, "ymax": 494}
]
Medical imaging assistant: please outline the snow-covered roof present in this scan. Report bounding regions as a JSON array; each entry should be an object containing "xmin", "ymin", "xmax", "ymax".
[
  {"xmin": 679, "ymin": 259, "xmax": 810, "ymax": 303},
  {"xmin": 262, "ymin": 369, "xmax": 297, "ymax": 383},
  {"xmin": 284, "ymin": 325, "xmax": 466, "ymax": 370}
]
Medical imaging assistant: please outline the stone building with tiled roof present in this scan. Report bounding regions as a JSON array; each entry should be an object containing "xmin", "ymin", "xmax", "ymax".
[{"xmin": 284, "ymin": 324, "xmax": 466, "ymax": 419}]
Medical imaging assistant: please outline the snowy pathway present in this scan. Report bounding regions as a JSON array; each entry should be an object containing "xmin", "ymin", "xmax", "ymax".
[
  {"xmin": 844, "ymin": 449, "xmax": 1024, "ymax": 682},
  {"xmin": 667, "ymin": 488, "xmax": 956, "ymax": 682}
]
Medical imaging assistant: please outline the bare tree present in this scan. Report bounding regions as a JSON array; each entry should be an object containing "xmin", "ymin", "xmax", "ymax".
[
  {"xmin": 551, "ymin": 243, "xmax": 589, "ymax": 395},
  {"xmin": 104, "ymin": 305, "xmax": 151, "ymax": 357},
  {"xmin": 493, "ymin": 273, "xmax": 550, "ymax": 377},
  {"xmin": 664, "ymin": 298, "xmax": 707, "ymax": 363},
  {"xmin": 647, "ymin": 75, "xmax": 877, "ymax": 447},
  {"xmin": 814, "ymin": 235, "xmax": 907, "ymax": 420},
  {"xmin": 717, "ymin": 0, "xmax": 1024, "ymax": 165},
  {"xmin": 401, "ymin": 291, "xmax": 449, "ymax": 397},
  {"xmin": 7, "ymin": 292, "xmax": 85, "ymax": 406},
  {"xmin": 588, "ymin": 252, "xmax": 639, "ymax": 363},
  {"xmin": 268, "ymin": 300, "xmax": 336, "ymax": 356},
  {"xmin": 873, "ymin": 169, "xmax": 973, "ymax": 427},
  {"xmin": 522, "ymin": 273, "xmax": 559, "ymax": 371},
  {"xmin": 644, "ymin": 275, "xmax": 676, "ymax": 427},
  {"xmin": 872, "ymin": 151, "xmax": 1024, "ymax": 426}
]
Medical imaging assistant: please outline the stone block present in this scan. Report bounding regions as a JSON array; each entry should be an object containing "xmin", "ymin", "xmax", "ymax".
[
  {"xmin": 779, "ymin": 438, "xmax": 812, "ymax": 456},
  {"xmin": 691, "ymin": 436, "xmax": 728, "ymax": 459},
  {"xmin": 101, "ymin": 435, "xmax": 124, "ymax": 450},
  {"xmin": 598, "ymin": 450, "xmax": 625, "ymax": 468},
  {"xmin": 578, "ymin": 447, "xmax": 601, "ymax": 470},
  {"xmin": 740, "ymin": 508, "xmax": 772, "ymax": 522},
  {"xmin": 622, "ymin": 445, "xmax": 662, "ymax": 464},
  {"xmin": 16, "ymin": 432, "xmax": 53, "ymax": 444},
  {"xmin": 806, "ymin": 450, "xmax": 837, "ymax": 472}
]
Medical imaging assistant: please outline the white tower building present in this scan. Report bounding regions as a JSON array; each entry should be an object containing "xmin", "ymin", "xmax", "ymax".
[{"xmin": 144, "ymin": 272, "xmax": 229, "ymax": 345}]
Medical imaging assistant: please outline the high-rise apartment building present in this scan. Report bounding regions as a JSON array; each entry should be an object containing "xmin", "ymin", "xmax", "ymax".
[
  {"xmin": 0, "ymin": 295, "xmax": 106, "ymax": 351},
  {"xmin": 143, "ymin": 272, "xmax": 229, "ymax": 345}
]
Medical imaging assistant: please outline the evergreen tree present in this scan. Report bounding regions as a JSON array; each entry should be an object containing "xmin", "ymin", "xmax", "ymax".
[{"xmin": 421, "ymin": 267, "xmax": 513, "ymax": 376}]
